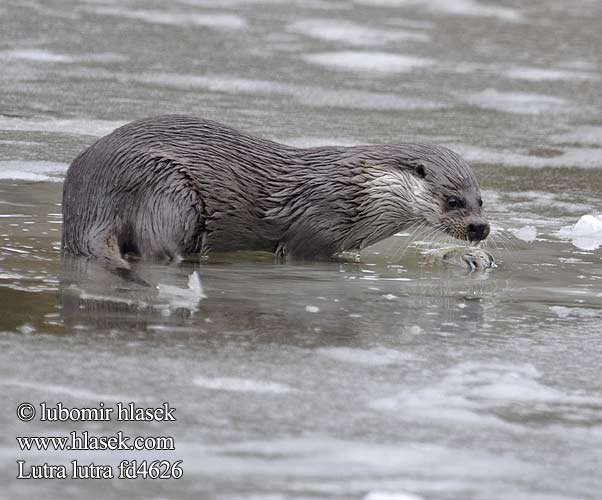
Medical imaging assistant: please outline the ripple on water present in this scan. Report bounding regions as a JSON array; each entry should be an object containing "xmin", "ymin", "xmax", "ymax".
[
  {"xmin": 0, "ymin": 161, "xmax": 68, "ymax": 182},
  {"xmin": 503, "ymin": 66, "xmax": 599, "ymax": 82},
  {"xmin": 549, "ymin": 305, "xmax": 601, "ymax": 319},
  {"xmin": 317, "ymin": 347, "xmax": 414, "ymax": 366},
  {"xmin": 86, "ymin": 6, "xmax": 247, "ymax": 29},
  {"xmin": 205, "ymin": 436, "xmax": 532, "ymax": 480},
  {"xmin": 0, "ymin": 117, "xmax": 125, "ymax": 137},
  {"xmin": 449, "ymin": 144, "xmax": 602, "ymax": 169},
  {"xmin": 0, "ymin": 50, "xmax": 128, "ymax": 65},
  {"xmin": 131, "ymin": 72, "xmax": 444, "ymax": 111},
  {"xmin": 301, "ymin": 51, "xmax": 433, "ymax": 74},
  {"xmin": 277, "ymin": 136, "xmax": 365, "ymax": 148},
  {"xmin": 353, "ymin": 0, "xmax": 522, "ymax": 22},
  {"xmin": 192, "ymin": 376, "xmax": 294, "ymax": 394},
  {"xmin": 1, "ymin": 380, "xmax": 140, "ymax": 402},
  {"xmin": 550, "ymin": 126, "xmax": 602, "ymax": 146},
  {"xmin": 287, "ymin": 18, "xmax": 429, "ymax": 46},
  {"xmin": 459, "ymin": 89, "xmax": 567, "ymax": 115},
  {"xmin": 364, "ymin": 492, "xmax": 425, "ymax": 500},
  {"xmin": 0, "ymin": 49, "xmax": 74, "ymax": 63}
]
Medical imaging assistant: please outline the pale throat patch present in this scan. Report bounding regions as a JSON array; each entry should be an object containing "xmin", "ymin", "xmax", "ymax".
[
  {"xmin": 366, "ymin": 171, "xmax": 430, "ymax": 205},
  {"xmin": 364, "ymin": 171, "xmax": 442, "ymax": 228}
]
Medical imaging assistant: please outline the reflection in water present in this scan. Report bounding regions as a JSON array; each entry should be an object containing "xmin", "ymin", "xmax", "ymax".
[{"xmin": 57, "ymin": 252, "xmax": 492, "ymax": 347}]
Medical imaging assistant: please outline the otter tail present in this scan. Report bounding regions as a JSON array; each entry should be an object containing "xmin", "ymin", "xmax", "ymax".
[{"xmin": 87, "ymin": 232, "xmax": 149, "ymax": 287}]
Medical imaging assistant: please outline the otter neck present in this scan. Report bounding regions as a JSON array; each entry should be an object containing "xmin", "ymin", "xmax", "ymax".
[{"xmin": 262, "ymin": 148, "xmax": 423, "ymax": 257}]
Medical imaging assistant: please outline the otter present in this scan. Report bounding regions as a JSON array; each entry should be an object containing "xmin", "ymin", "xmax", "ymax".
[{"xmin": 61, "ymin": 115, "xmax": 489, "ymax": 269}]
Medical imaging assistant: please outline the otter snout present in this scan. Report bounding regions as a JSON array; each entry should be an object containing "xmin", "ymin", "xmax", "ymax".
[{"xmin": 467, "ymin": 220, "xmax": 490, "ymax": 242}]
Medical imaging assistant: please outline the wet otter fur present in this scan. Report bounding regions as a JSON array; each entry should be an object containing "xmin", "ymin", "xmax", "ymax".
[{"xmin": 62, "ymin": 115, "xmax": 489, "ymax": 270}]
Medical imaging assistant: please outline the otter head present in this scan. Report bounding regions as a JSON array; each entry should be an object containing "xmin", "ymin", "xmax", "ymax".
[{"xmin": 366, "ymin": 144, "xmax": 489, "ymax": 245}]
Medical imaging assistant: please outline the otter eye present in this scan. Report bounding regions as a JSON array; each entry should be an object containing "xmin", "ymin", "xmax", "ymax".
[
  {"xmin": 413, "ymin": 164, "xmax": 427, "ymax": 179},
  {"xmin": 446, "ymin": 196, "xmax": 465, "ymax": 210},
  {"xmin": 478, "ymin": 198, "xmax": 483, "ymax": 207}
]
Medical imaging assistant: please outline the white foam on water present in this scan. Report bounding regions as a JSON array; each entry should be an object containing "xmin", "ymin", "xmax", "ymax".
[
  {"xmin": 193, "ymin": 376, "xmax": 293, "ymax": 394},
  {"xmin": 157, "ymin": 271, "xmax": 206, "ymax": 313},
  {"xmin": 302, "ymin": 51, "xmax": 432, "ymax": 73},
  {"xmin": 89, "ymin": 6, "xmax": 247, "ymax": 29},
  {"xmin": 353, "ymin": 0, "xmax": 522, "ymax": 22},
  {"xmin": 558, "ymin": 214, "xmax": 602, "ymax": 250},
  {"xmin": 511, "ymin": 225, "xmax": 537, "ymax": 242},
  {"xmin": 305, "ymin": 305, "xmax": 320, "ymax": 313},
  {"xmin": 0, "ymin": 117, "xmax": 124, "ymax": 136},
  {"xmin": 287, "ymin": 19, "xmax": 429, "ymax": 46},
  {"xmin": 0, "ymin": 49, "xmax": 74, "ymax": 63},
  {"xmin": 317, "ymin": 347, "xmax": 412, "ymax": 366},
  {"xmin": 134, "ymin": 72, "xmax": 444, "ymax": 111},
  {"xmin": 449, "ymin": 144, "xmax": 602, "ymax": 169},
  {"xmin": 460, "ymin": 89, "xmax": 567, "ymax": 115},
  {"xmin": 551, "ymin": 126, "xmax": 602, "ymax": 146},
  {"xmin": 1, "ymin": 380, "xmax": 137, "ymax": 402},
  {"xmin": 0, "ymin": 161, "xmax": 68, "ymax": 182},
  {"xmin": 364, "ymin": 492, "xmax": 425, "ymax": 500},
  {"xmin": 503, "ymin": 66, "xmax": 598, "ymax": 82}
]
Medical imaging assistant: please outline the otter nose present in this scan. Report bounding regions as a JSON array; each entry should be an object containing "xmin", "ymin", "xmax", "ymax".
[{"xmin": 467, "ymin": 222, "xmax": 490, "ymax": 242}]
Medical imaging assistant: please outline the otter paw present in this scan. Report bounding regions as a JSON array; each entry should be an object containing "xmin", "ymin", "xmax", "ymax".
[{"xmin": 424, "ymin": 246, "xmax": 496, "ymax": 272}]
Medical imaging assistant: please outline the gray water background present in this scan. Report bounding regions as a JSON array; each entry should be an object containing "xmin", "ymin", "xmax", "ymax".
[{"xmin": 1, "ymin": 0, "xmax": 602, "ymax": 499}]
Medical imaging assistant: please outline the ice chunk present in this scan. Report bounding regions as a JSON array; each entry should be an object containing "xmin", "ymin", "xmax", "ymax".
[
  {"xmin": 157, "ymin": 271, "xmax": 206, "ymax": 313},
  {"xmin": 512, "ymin": 225, "xmax": 537, "ymax": 242},
  {"xmin": 559, "ymin": 214, "xmax": 602, "ymax": 251}
]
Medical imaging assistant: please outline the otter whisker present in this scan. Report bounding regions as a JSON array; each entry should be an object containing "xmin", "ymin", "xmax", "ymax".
[{"xmin": 395, "ymin": 221, "xmax": 428, "ymax": 260}]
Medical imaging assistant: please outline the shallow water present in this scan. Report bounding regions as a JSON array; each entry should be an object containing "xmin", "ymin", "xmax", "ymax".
[{"xmin": 1, "ymin": 0, "xmax": 602, "ymax": 499}]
